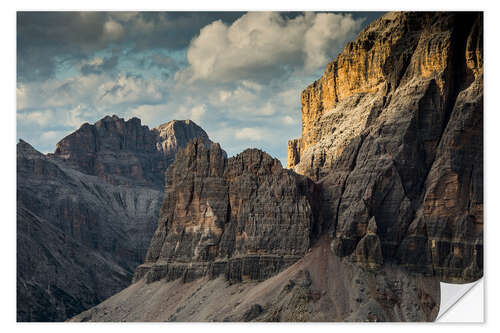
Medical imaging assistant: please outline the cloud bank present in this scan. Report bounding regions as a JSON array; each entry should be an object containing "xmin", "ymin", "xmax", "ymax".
[
  {"xmin": 17, "ymin": 11, "xmax": 382, "ymax": 164},
  {"xmin": 180, "ymin": 12, "xmax": 363, "ymax": 83}
]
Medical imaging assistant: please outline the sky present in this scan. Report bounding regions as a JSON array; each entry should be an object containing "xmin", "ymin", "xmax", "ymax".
[{"xmin": 17, "ymin": 11, "xmax": 383, "ymax": 165}]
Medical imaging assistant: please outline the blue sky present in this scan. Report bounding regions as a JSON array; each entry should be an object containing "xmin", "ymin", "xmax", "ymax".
[{"xmin": 17, "ymin": 11, "xmax": 382, "ymax": 164}]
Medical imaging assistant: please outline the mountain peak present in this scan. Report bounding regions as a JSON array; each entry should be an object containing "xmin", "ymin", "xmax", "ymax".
[
  {"xmin": 50, "ymin": 115, "xmax": 214, "ymax": 188},
  {"xmin": 154, "ymin": 119, "xmax": 211, "ymax": 158},
  {"xmin": 17, "ymin": 139, "xmax": 44, "ymax": 159}
]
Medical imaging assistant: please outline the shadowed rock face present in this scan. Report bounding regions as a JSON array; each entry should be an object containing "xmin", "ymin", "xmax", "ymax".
[
  {"xmin": 17, "ymin": 203, "xmax": 131, "ymax": 322},
  {"xmin": 17, "ymin": 117, "xmax": 214, "ymax": 322},
  {"xmin": 134, "ymin": 139, "xmax": 317, "ymax": 284},
  {"xmin": 50, "ymin": 116, "xmax": 211, "ymax": 188},
  {"xmin": 287, "ymin": 12, "xmax": 483, "ymax": 283}
]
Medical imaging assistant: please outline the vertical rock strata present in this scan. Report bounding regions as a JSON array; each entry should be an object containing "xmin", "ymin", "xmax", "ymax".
[
  {"xmin": 287, "ymin": 12, "xmax": 483, "ymax": 283},
  {"xmin": 134, "ymin": 139, "xmax": 316, "ymax": 283}
]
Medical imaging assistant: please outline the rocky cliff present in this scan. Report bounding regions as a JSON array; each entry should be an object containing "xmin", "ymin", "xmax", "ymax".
[
  {"xmin": 17, "ymin": 117, "xmax": 213, "ymax": 321},
  {"xmin": 50, "ymin": 116, "xmax": 211, "ymax": 188},
  {"xmin": 134, "ymin": 139, "xmax": 317, "ymax": 284},
  {"xmin": 287, "ymin": 11, "xmax": 483, "ymax": 283},
  {"xmin": 69, "ymin": 11, "xmax": 481, "ymax": 322}
]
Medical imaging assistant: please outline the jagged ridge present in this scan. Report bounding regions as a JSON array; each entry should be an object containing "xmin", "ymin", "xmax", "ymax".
[
  {"xmin": 17, "ymin": 117, "xmax": 213, "ymax": 321},
  {"xmin": 50, "ymin": 116, "xmax": 213, "ymax": 188},
  {"xmin": 134, "ymin": 138, "xmax": 317, "ymax": 284}
]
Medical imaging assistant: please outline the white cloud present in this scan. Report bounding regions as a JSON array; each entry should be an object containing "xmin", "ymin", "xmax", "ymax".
[
  {"xmin": 40, "ymin": 130, "xmax": 68, "ymax": 142},
  {"xmin": 98, "ymin": 74, "xmax": 164, "ymax": 106},
  {"xmin": 65, "ymin": 104, "xmax": 89, "ymax": 128},
  {"xmin": 218, "ymin": 90, "xmax": 232, "ymax": 103},
  {"xmin": 278, "ymin": 88, "xmax": 301, "ymax": 107},
  {"xmin": 128, "ymin": 104, "xmax": 167, "ymax": 125},
  {"xmin": 17, "ymin": 110, "xmax": 55, "ymax": 127},
  {"xmin": 16, "ymin": 84, "xmax": 27, "ymax": 110},
  {"xmin": 17, "ymin": 72, "xmax": 167, "ymax": 114},
  {"xmin": 209, "ymin": 81, "xmax": 263, "ymax": 107},
  {"xmin": 304, "ymin": 13, "xmax": 362, "ymax": 70},
  {"xmin": 190, "ymin": 104, "xmax": 206, "ymax": 122},
  {"xmin": 17, "ymin": 75, "xmax": 102, "ymax": 110},
  {"xmin": 259, "ymin": 102, "xmax": 276, "ymax": 116},
  {"xmin": 181, "ymin": 12, "xmax": 363, "ymax": 83},
  {"xmin": 103, "ymin": 19, "xmax": 125, "ymax": 41},
  {"xmin": 129, "ymin": 103, "xmax": 206, "ymax": 126},
  {"xmin": 86, "ymin": 57, "xmax": 104, "ymax": 67},
  {"xmin": 240, "ymin": 80, "xmax": 263, "ymax": 92},
  {"xmin": 17, "ymin": 104, "xmax": 97, "ymax": 131},
  {"xmin": 235, "ymin": 127, "xmax": 268, "ymax": 141}
]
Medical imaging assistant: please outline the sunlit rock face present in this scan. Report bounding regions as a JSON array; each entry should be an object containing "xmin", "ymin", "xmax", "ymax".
[{"xmin": 288, "ymin": 12, "xmax": 483, "ymax": 283}]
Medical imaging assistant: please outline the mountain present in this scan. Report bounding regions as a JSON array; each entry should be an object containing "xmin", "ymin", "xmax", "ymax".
[
  {"xmin": 133, "ymin": 138, "xmax": 317, "ymax": 284},
  {"xmin": 17, "ymin": 117, "xmax": 214, "ymax": 321},
  {"xmin": 70, "ymin": 140, "xmax": 441, "ymax": 322},
  {"xmin": 49, "ymin": 116, "xmax": 211, "ymax": 188},
  {"xmin": 287, "ymin": 11, "xmax": 483, "ymax": 283},
  {"xmin": 72, "ymin": 11, "xmax": 482, "ymax": 322}
]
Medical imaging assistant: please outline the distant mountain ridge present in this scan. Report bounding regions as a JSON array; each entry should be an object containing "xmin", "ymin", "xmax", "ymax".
[
  {"xmin": 49, "ymin": 116, "xmax": 212, "ymax": 188},
  {"xmin": 17, "ymin": 116, "xmax": 214, "ymax": 321}
]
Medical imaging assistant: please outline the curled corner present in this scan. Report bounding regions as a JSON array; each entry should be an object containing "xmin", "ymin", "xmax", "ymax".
[{"xmin": 436, "ymin": 278, "xmax": 484, "ymax": 322}]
